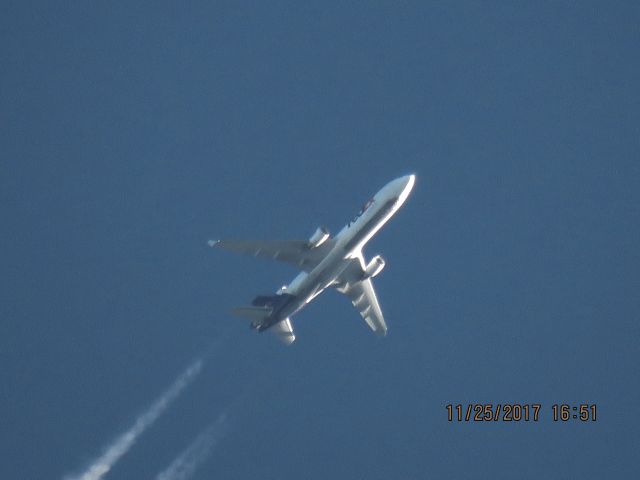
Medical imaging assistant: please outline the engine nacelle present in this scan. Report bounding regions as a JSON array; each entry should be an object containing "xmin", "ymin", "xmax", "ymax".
[
  {"xmin": 363, "ymin": 255, "xmax": 385, "ymax": 279},
  {"xmin": 308, "ymin": 226, "xmax": 330, "ymax": 248}
]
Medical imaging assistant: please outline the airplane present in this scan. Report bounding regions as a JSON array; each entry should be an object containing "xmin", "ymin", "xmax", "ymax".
[{"xmin": 209, "ymin": 174, "xmax": 416, "ymax": 345}]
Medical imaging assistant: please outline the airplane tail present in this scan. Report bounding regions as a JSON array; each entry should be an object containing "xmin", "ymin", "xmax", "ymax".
[
  {"xmin": 231, "ymin": 302, "xmax": 296, "ymax": 345},
  {"xmin": 271, "ymin": 317, "xmax": 295, "ymax": 345},
  {"xmin": 231, "ymin": 292, "xmax": 289, "ymax": 325},
  {"xmin": 251, "ymin": 294, "xmax": 288, "ymax": 308},
  {"xmin": 231, "ymin": 305, "xmax": 272, "ymax": 325}
]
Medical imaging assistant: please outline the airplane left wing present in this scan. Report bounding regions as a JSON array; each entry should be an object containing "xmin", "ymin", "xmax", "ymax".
[
  {"xmin": 339, "ymin": 278, "xmax": 388, "ymax": 336},
  {"xmin": 209, "ymin": 239, "xmax": 333, "ymax": 272}
]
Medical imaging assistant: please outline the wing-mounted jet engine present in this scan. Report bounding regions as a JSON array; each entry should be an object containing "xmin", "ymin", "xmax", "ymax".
[
  {"xmin": 363, "ymin": 255, "xmax": 385, "ymax": 279},
  {"xmin": 307, "ymin": 226, "xmax": 330, "ymax": 248}
]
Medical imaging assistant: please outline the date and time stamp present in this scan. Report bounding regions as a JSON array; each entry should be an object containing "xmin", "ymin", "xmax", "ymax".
[{"xmin": 446, "ymin": 403, "xmax": 597, "ymax": 422}]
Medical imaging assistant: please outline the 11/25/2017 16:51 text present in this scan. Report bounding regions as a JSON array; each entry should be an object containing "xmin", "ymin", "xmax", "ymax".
[{"xmin": 446, "ymin": 404, "xmax": 597, "ymax": 422}]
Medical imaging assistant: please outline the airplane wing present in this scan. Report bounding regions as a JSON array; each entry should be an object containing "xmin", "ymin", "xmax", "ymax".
[
  {"xmin": 340, "ymin": 278, "xmax": 388, "ymax": 336},
  {"xmin": 209, "ymin": 239, "xmax": 334, "ymax": 272}
]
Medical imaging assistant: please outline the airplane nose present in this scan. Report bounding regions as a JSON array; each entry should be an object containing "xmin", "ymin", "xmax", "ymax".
[
  {"xmin": 398, "ymin": 174, "xmax": 415, "ymax": 194},
  {"xmin": 403, "ymin": 174, "xmax": 415, "ymax": 188},
  {"xmin": 382, "ymin": 174, "xmax": 416, "ymax": 200},
  {"xmin": 392, "ymin": 174, "xmax": 415, "ymax": 202}
]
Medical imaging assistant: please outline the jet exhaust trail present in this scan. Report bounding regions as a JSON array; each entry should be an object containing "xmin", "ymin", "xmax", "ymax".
[
  {"xmin": 64, "ymin": 358, "xmax": 204, "ymax": 480},
  {"xmin": 155, "ymin": 412, "xmax": 229, "ymax": 480}
]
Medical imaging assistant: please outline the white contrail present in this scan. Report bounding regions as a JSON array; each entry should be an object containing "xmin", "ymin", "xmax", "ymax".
[
  {"xmin": 64, "ymin": 358, "xmax": 204, "ymax": 480},
  {"xmin": 155, "ymin": 412, "xmax": 229, "ymax": 480}
]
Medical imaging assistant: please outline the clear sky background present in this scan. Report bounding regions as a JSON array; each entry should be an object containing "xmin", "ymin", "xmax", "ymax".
[{"xmin": 2, "ymin": 2, "xmax": 639, "ymax": 479}]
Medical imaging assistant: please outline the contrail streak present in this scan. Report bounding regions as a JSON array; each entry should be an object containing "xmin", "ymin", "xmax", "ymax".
[
  {"xmin": 64, "ymin": 358, "xmax": 204, "ymax": 480},
  {"xmin": 155, "ymin": 412, "xmax": 229, "ymax": 480}
]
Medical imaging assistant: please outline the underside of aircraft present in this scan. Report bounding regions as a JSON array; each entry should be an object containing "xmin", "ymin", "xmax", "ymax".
[{"xmin": 211, "ymin": 174, "xmax": 415, "ymax": 344}]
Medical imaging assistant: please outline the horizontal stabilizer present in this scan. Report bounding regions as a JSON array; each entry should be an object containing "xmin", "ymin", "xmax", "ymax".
[
  {"xmin": 231, "ymin": 305, "xmax": 272, "ymax": 322},
  {"xmin": 272, "ymin": 318, "xmax": 296, "ymax": 345}
]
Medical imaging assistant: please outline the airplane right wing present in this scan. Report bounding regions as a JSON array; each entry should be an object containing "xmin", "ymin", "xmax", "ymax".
[
  {"xmin": 339, "ymin": 278, "xmax": 388, "ymax": 337},
  {"xmin": 209, "ymin": 239, "xmax": 334, "ymax": 272}
]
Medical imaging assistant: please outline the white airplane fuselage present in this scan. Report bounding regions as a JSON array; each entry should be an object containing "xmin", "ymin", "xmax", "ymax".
[{"xmin": 259, "ymin": 174, "xmax": 415, "ymax": 330}]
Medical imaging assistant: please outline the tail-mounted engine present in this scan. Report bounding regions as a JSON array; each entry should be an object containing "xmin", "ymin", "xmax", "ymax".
[
  {"xmin": 308, "ymin": 226, "xmax": 330, "ymax": 248},
  {"xmin": 363, "ymin": 255, "xmax": 385, "ymax": 279}
]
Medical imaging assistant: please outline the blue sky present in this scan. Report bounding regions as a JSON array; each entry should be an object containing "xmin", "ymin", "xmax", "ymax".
[{"xmin": 2, "ymin": 2, "xmax": 639, "ymax": 478}]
